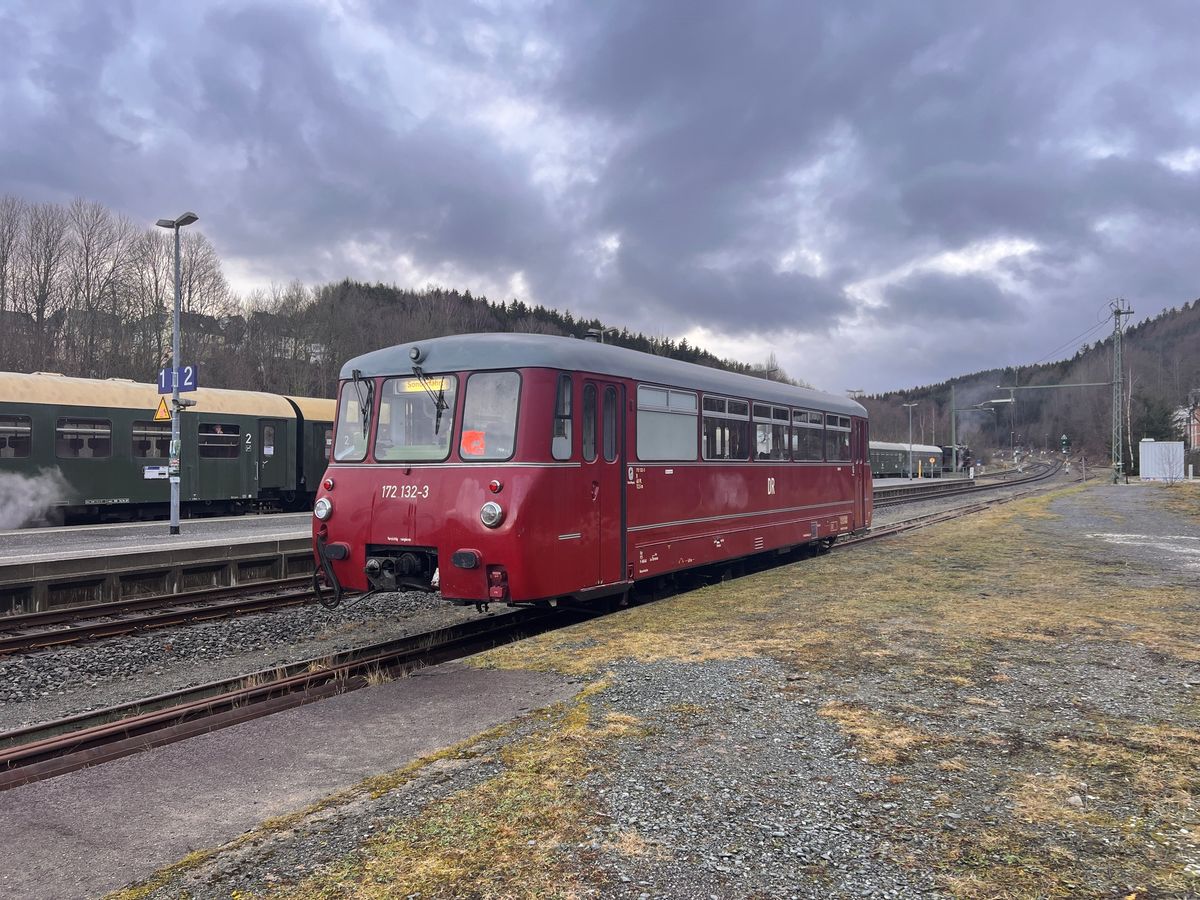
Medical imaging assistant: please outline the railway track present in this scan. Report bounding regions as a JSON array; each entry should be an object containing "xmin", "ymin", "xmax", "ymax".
[
  {"xmin": 0, "ymin": 606, "xmax": 579, "ymax": 791},
  {"xmin": 0, "ymin": 576, "xmax": 318, "ymax": 656},
  {"xmin": 872, "ymin": 460, "xmax": 1060, "ymax": 509}
]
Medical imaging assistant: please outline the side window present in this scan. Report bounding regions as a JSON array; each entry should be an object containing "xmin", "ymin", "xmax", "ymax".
[
  {"xmin": 131, "ymin": 420, "xmax": 170, "ymax": 459},
  {"xmin": 200, "ymin": 423, "xmax": 241, "ymax": 459},
  {"xmin": 753, "ymin": 404, "xmax": 790, "ymax": 460},
  {"xmin": 56, "ymin": 418, "xmax": 111, "ymax": 459},
  {"xmin": 792, "ymin": 410, "xmax": 825, "ymax": 461},
  {"xmin": 702, "ymin": 396, "xmax": 750, "ymax": 460},
  {"xmin": 582, "ymin": 383, "xmax": 597, "ymax": 462},
  {"xmin": 602, "ymin": 386, "xmax": 618, "ymax": 462},
  {"xmin": 263, "ymin": 425, "xmax": 276, "ymax": 457},
  {"xmin": 636, "ymin": 385, "xmax": 697, "ymax": 461},
  {"xmin": 825, "ymin": 415, "xmax": 851, "ymax": 461},
  {"xmin": 0, "ymin": 415, "xmax": 32, "ymax": 459},
  {"xmin": 317, "ymin": 424, "xmax": 333, "ymax": 462},
  {"xmin": 552, "ymin": 374, "xmax": 573, "ymax": 460}
]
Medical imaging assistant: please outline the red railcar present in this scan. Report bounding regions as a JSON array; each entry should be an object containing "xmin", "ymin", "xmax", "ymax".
[{"xmin": 312, "ymin": 334, "xmax": 871, "ymax": 608}]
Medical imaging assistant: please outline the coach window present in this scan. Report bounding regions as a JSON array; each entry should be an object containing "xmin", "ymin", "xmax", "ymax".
[
  {"xmin": 376, "ymin": 375, "xmax": 458, "ymax": 462},
  {"xmin": 0, "ymin": 415, "xmax": 32, "ymax": 458},
  {"xmin": 825, "ymin": 414, "xmax": 852, "ymax": 461},
  {"xmin": 602, "ymin": 386, "xmax": 618, "ymax": 462},
  {"xmin": 792, "ymin": 410, "xmax": 824, "ymax": 461},
  {"xmin": 753, "ymin": 403, "xmax": 790, "ymax": 460},
  {"xmin": 200, "ymin": 423, "xmax": 241, "ymax": 459},
  {"xmin": 55, "ymin": 418, "xmax": 111, "ymax": 459},
  {"xmin": 551, "ymin": 374, "xmax": 572, "ymax": 460},
  {"xmin": 131, "ymin": 421, "xmax": 170, "ymax": 459},
  {"xmin": 317, "ymin": 424, "xmax": 333, "ymax": 461},
  {"xmin": 702, "ymin": 396, "xmax": 750, "ymax": 460},
  {"xmin": 582, "ymin": 384, "xmax": 597, "ymax": 462},
  {"xmin": 461, "ymin": 371, "xmax": 520, "ymax": 461},
  {"xmin": 636, "ymin": 385, "xmax": 697, "ymax": 461}
]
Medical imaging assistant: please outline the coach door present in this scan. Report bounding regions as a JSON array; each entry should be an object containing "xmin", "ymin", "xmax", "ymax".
[
  {"xmin": 582, "ymin": 380, "xmax": 626, "ymax": 587},
  {"xmin": 258, "ymin": 419, "xmax": 288, "ymax": 491}
]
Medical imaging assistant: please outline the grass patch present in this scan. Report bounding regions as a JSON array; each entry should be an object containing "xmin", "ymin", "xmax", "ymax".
[
  {"xmin": 1151, "ymin": 480, "xmax": 1200, "ymax": 523},
  {"xmin": 267, "ymin": 685, "xmax": 639, "ymax": 899},
  {"xmin": 818, "ymin": 700, "xmax": 944, "ymax": 765}
]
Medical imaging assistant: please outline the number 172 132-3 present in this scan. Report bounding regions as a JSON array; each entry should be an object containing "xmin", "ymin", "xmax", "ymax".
[{"xmin": 381, "ymin": 485, "xmax": 429, "ymax": 499}]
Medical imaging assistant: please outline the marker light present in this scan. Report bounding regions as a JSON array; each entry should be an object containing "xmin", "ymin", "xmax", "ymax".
[
  {"xmin": 314, "ymin": 497, "xmax": 333, "ymax": 521},
  {"xmin": 479, "ymin": 501, "xmax": 504, "ymax": 528},
  {"xmin": 322, "ymin": 477, "xmax": 335, "ymax": 491},
  {"xmin": 488, "ymin": 479, "xmax": 502, "ymax": 493}
]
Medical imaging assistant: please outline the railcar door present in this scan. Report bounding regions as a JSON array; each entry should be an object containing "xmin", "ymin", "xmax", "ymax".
[
  {"xmin": 582, "ymin": 380, "xmax": 626, "ymax": 586},
  {"xmin": 258, "ymin": 419, "xmax": 288, "ymax": 491},
  {"xmin": 851, "ymin": 418, "xmax": 868, "ymax": 527}
]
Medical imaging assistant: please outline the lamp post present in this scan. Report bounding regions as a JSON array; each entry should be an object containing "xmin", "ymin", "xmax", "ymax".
[
  {"xmin": 155, "ymin": 211, "xmax": 199, "ymax": 535},
  {"xmin": 902, "ymin": 402, "xmax": 918, "ymax": 479}
]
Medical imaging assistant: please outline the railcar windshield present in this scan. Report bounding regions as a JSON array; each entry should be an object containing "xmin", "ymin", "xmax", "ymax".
[
  {"xmin": 376, "ymin": 375, "xmax": 459, "ymax": 462},
  {"xmin": 333, "ymin": 384, "xmax": 370, "ymax": 462}
]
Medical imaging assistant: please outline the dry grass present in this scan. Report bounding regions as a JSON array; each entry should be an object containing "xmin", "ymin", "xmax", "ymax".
[
  {"xmin": 271, "ymin": 685, "xmax": 641, "ymax": 899},
  {"xmin": 818, "ymin": 700, "xmax": 944, "ymax": 765},
  {"xmin": 1151, "ymin": 480, "xmax": 1200, "ymax": 523}
]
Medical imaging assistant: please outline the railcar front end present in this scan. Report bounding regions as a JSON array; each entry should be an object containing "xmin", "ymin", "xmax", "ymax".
[{"xmin": 312, "ymin": 360, "xmax": 607, "ymax": 608}]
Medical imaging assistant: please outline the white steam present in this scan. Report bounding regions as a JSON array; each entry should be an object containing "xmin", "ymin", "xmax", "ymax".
[{"xmin": 0, "ymin": 469, "xmax": 69, "ymax": 529}]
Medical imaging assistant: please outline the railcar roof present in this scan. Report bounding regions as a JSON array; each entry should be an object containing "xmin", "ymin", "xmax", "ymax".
[
  {"xmin": 342, "ymin": 333, "xmax": 867, "ymax": 417},
  {"xmin": 0, "ymin": 371, "xmax": 301, "ymax": 418}
]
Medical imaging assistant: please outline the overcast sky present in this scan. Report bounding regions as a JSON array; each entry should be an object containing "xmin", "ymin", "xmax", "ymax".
[{"xmin": 3, "ymin": 1, "xmax": 1197, "ymax": 393}]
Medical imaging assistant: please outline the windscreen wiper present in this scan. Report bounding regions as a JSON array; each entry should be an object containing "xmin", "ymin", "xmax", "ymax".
[
  {"xmin": 411, "ymin": 365, "xmax": 450, "ymax": 434},
  {"xmin": 351, "ymin": 368, "xmax": 373, "ymax": 431}
]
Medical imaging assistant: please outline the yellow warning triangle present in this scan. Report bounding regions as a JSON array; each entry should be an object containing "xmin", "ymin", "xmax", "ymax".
[{"xmin": 153, "ymin": 397, "xmax": 171, "ymax": 421}]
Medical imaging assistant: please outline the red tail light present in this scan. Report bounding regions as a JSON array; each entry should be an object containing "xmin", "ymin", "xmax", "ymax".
[{"xmin": 487, "ymin": 565, "xmax": 509, "ymax": 600}]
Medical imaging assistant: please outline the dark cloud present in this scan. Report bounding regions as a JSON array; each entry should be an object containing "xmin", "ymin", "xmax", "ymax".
[
  {"xmin": 882, "ymin": 271, "xmax": 1023, "ymax": 324},
  {"xmin": 2, "ymin": 0, "xmax": 1199, "ymax": 390}
]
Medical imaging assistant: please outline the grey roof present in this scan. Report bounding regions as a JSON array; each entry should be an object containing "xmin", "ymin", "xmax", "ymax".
[{"xmin": 342, "ymin": 333, "xmax": 867, "ymax": 417}]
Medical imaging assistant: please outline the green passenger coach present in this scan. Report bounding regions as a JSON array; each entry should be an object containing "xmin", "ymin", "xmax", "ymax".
[{"xmin": 0, "ymin": 371, "xmax": 334, "ymax": 524}]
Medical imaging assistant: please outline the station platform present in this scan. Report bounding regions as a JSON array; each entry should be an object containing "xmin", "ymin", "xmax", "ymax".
[{"xmin": 0, "ymin": 514, "xmax": 313, "ymax": 616}]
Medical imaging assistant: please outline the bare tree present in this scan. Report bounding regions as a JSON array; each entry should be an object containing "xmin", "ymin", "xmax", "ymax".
[
  {"xmin": 0, "ymin": 197, "xmax": 26, "ymax": 369},
  {"xmin": 19, "ymin": 202, "xmax": 71, "ymax": 371}
]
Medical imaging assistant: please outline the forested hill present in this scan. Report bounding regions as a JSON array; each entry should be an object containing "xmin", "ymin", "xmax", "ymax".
[
  {"xmin": 861, "ymin": 300, "xmax": 1200, "ymax": 464},
  {"xmin": 205, "ymin": 280, "xmax": 790, "ymax": 397}
]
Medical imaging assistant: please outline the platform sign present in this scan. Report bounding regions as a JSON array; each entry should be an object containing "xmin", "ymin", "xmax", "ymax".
[
  {"xmin": 157, "ymin": 365, "xmax": 198, "ymax": 394},
  {"xmin": 153, "ymin": 397, "xmax": 171, "ymax": 421}
]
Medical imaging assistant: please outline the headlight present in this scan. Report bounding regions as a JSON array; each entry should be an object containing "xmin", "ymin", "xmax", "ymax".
[
  {"xmin": 314, "ymin": 497, "xmax": 333, "ymax": 521},
  {"xmin": 479, "ymin": 501, "xmax": 504, "ymax": 528}
]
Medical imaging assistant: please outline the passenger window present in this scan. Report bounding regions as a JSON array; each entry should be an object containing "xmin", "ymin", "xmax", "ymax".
[
  {"xmin": 263, "ymin": 425, "xmax": 276, "ymax": 457},
  {"xmin": 702, "ymin": 395, "xmax": 749, "ymax": 460},
  {"xmin": 56, "ymin": 418, "xmax": 111, "ymax": 459},
  {"xmin": 753, "ymin": 404, "xmax": 790, "ymax": 460},
  {"xmin": 317, "ymin": 424, "xmax": 333, "ymax": 461},
  {"xmin": 200, "ymin": 423, "xmax": 241, "ymax": 459},
  {"xmin": 602, "ymin": 386, "xmax": 618, "ymax": 462},
  {"xmin": 461, "ymin": 371, "xmax": 521, "ymax": 461},
  {"xmin": 636, "ymin": 385, "xmax": 698, "ymax": 461},
  {"xmin": 0, "ymin": 415, "xmax": 32, "ymax": 458},
  {"xmin": 131, "ymin": 420, "xmax": 170, "ymax": 459},
  {"xmin": 582, "ymin": 384, "xmax": 597, "ymax": 462},
  {"xmin": 791, "ymin": 410, "xmax": 825, "ymax": 461},
  {"xmin": 552, "ymin": 374, "xmax": 572, "ymax": 460}
]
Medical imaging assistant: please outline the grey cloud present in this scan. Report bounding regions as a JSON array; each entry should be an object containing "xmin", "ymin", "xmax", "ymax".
[{"xmin": 2, "ymin": 0, "xmax": 1199, "ymax": 391}]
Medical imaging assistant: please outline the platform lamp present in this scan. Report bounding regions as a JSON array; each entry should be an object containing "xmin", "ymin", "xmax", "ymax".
[
  {"xmin": 902, "ymin": 402, "xmax": 918, "ymax": 479},
  {"xmin": 155, "ymin": 211, "xmax": 199, "ymax": 536}
]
